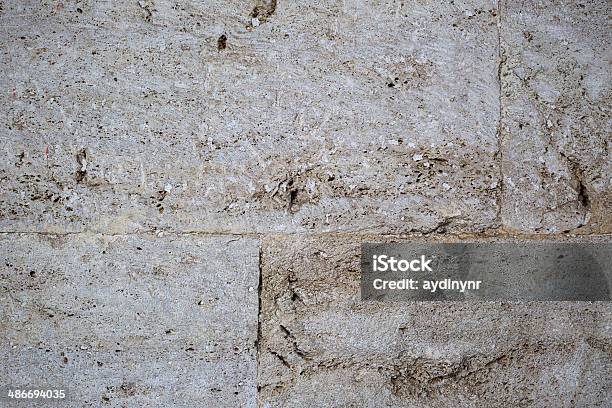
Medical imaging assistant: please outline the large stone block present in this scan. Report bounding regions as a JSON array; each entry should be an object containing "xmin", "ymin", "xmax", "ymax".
[
  {"xmin": 0, "ymin": 233, "xmax": 259, "ymax": 407},
  {"xmin": 1, "ymin": 0, "xmax": 500, "ymax": 234},
  {"xmin": 258, "ymin": 235, "xmax": 611, "ymax": 407},
  {"xmin": 500, "ymin": 0, "xmax": 611, "ymax": 233}
]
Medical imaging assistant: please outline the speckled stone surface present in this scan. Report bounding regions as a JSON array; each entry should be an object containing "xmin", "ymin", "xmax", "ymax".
[
  {"xmin": 258, "ymin": 235, "xmax": 611, "ymax": 407},
  {"xmin": 1, "ymin": 0, "xmax": 500, "ymax": 235},
  {"xmin": 500, "ymin": 0, "xmax": 611, "ymax": 234},
  {"xmin": 0, "ymin": 234, "xmax": 259, "ymax": 407},
  {"xmin": 0, "ymin": 0, "xmax": 610, "ymax": 407}
]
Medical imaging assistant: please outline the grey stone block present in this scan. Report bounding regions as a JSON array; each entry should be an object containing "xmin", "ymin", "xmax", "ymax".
[
  {"xmin": 0, "ymin": 233, "xmax": 259, "ymax": 407},
  {"xmin": 258, "ymin": 235, "xmax": 611, "ymax": 407},
  {"xmin": 1, "ymin": 0, "xmax": 500, "ymax": 234},
  {"xmin": 500, "ymin": 0, "xmax": 611, "ymax": 233}
]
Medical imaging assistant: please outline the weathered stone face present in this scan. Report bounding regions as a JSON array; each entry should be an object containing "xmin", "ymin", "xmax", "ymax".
[
  {"xmin": 258, "ymin": 235, "xmax": 611, "ymax": 407},
  {"xmin": 500, "ymin": 0, "xmax": 611, "ymax": 233},
  {"xmin": 0, "ymin": 0, "xmax": 610, "ymax": 407},
  {"xmin": 0, "ymin": 234, "xmax": 259, "ymax": 407},
  {"xmin": 1, "ymin": 0, "xmax": 501, "ymax": 235}
]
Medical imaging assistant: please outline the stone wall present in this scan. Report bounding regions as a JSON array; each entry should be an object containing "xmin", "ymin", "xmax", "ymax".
[{"xmin": 0, "ymin": 0, "xmax": 610, "ymax": 407}]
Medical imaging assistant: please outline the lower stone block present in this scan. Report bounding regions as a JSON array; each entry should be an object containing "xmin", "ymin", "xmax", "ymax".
[
  {"xmin": 258, "ymin": 235, "xmax": 611, "ymax": 407},
  {"xmin": 0, "ymin": 233, "xmax": 259, "ymax": 407}
]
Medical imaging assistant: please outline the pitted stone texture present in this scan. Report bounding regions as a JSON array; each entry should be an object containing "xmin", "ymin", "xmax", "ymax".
[
  {"xmin": 500, "ymin": 0, "xmax": 611, "ymax": 233},
  {"xmin": 258, "ymin": 235, "xmax": 612, "ymax": 407},
  {"xmin": 0, "ymin": 234, "xmax": 258, "ymax": 407},
  {"xmin": 1, "ymin": 0, "xmax": 500, "ymax": 234}
]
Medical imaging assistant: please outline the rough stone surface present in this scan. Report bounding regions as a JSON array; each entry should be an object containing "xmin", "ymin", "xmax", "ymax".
[
  {"xmin": 500, "ymin": 0, "xmax": 611, "ymax": 233},
  {"xmin": 1, "ymin": 0, "xmax": 500, "ymax": 234},
  {"xmin": 0, "ymin": 0, "xmax": 610, "ymax": 407},
  {"xmin": 259, "ymin": 235, "xmax": 611, "ymax": 407},
  {"xmin": 0, "ymin": 234, "xmax": 259, "ymax": 407}
]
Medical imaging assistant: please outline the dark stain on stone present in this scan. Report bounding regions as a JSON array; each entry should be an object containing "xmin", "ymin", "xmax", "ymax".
[
  {"xmin": 564, "ymin": 154, "xmax": 591, "ymax": 210},
  {"xmin": 16, "ymin": 151, "xmax": 25, "ymax": 167},
  {"xmin": 217, "ymin": 34, "xmax": 227, "ymax": 51},
  {"xmin": 138, "ymin": 1, "xmax": 154, "ymax": 22},
  {"xmin": 577, "ymin": 178, "xmax": 590, "ymax": 208},
  {"xmin": 251, "ymin": 0, "xmax": 277, "ymax": 22},
  {"xmin": 75, "ymin": 148, "xmax": 87, "ymax": 183}
]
